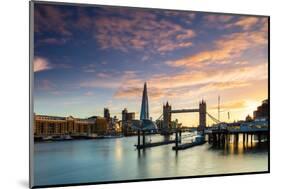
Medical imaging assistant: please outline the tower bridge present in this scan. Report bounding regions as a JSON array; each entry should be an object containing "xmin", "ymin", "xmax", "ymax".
[{"xmin": 162, "ymin": 100, "xmax": 207, "ymax": 132}]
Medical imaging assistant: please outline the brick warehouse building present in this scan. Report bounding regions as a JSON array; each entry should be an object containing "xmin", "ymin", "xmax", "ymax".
[{"xmin": 33, "ymin": 114, "xmax": 108, "ymax": 139}]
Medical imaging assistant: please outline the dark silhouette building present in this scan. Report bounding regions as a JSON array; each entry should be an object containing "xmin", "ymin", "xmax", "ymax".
[
  {"xmin": 253, "ymin": 99, "xmax": 268, "ymax": 120},
  {"xmin": 121, "ymin": 108, "xmax": 135, "ymax": 135},
  {"xmin": 104, "ymin": 108, "xmax": 110, "ymax": 121},
  {"xmin": 245, "ymin": 114, "xmax": 253, "ymax": 122}
]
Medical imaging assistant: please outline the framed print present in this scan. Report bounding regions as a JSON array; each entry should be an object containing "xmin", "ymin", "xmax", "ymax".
[{"xmin": 29, "ymin": 1, "xmax": 269, "ymax": 188}]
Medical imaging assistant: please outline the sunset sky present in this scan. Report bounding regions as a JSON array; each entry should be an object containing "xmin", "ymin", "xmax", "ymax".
[{"xmin": 33, "ymin": 3, "xmax": 268, "ymax": 126}]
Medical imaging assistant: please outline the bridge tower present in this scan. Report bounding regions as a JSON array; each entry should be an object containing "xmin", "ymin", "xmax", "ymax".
[
  {"xmin": 198, "ymin": 100, "xmax": 207, "ymax": 131},
  {"xmin": 163, "ymin": 102, "xmax": 171, "ymax": 131}
]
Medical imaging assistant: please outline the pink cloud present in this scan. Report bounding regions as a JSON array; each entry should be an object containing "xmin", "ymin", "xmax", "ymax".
[
  {"xmin": 75, "ymin": 8, "xmax": 94, "ymax": 30},
  {"xmin": 34, "ymin": 5, "xmax": 72, "ymax": 36},
  {"xmin": 93, "ymin": 8, "xmax": 196, "ymax": 53},
  {"xmin": 202, "ymin": 14, "xmax": 234, "ymax": 29},
  {"xmin": 203, "ymin": 15, "xmax": 267, "ymax": 32},
  {"xmin": 226, "ymin": 17, "xmax": 260, "ymax": 30},
  {"xmin": 33, "ymin": 57, "xmax": 52, "ymax": 72},
  {"xmin": 204, "ymin": 14, "xmax": 233, "ymax": 23},
  {"xmin": 167, "ymin": 29, "xmax": 267, "ymax": 68},
  {"xmin": 157, "ymin": 42, "xmax": 192, "ymax": 53},
  {"xmin": 176, "ymin": 30, "xmax": 196, "ymax": 40}
]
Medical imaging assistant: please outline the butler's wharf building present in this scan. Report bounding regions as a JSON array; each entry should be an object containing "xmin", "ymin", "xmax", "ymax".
[{"xmin": 33, "ymin": 114, "xmax": 108, "ymax": 139}]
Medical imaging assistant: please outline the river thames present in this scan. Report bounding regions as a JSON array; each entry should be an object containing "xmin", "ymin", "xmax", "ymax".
[{"xmin": 34, "ymin": 134, "xmax": 268, "ymax": 186}]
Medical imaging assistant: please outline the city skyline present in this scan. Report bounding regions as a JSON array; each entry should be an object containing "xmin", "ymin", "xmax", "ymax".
[{"xmin": 33, "ymin": 4, "xmax": 268, "ymax": 126}]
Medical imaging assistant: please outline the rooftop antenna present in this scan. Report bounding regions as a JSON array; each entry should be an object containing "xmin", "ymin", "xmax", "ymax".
[
  {"xmin": 218, "ymin": 95, "xmax": 220, "ymax": 122},
  {"xmin": 228, "ymin": 111, "xmax": 230, "ymax": 121}
]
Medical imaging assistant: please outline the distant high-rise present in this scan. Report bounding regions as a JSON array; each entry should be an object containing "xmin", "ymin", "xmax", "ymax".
[
  {"xmin": 122, "ymin": 108, "xmax": 128, "ymax": 121},
  {"xmin": 122, "ymin": 108, "xmax": 135, "ymax": 121},
  {"xmin": 121, "ymin": 108, "xmax": 136, "ymax": 136},
  {"xmin": 104, "ymin": 108, "xmax": 110, "ymax": 121},
  {"xmin": 140, "ymin": 82, "xmax": 149, "ymax": 120}
]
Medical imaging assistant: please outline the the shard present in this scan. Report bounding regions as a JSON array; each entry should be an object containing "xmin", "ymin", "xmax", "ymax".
[
  {"xmin": 140, "ymin": 82, "xmax": 149, "ymax": 120},
  {"xmin": 131, "ymin": 82, "xmax": 157, "ymax": 131}
]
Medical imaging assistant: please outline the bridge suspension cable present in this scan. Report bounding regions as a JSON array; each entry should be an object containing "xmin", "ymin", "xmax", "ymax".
[
  {"xmin": 207, "ymin": 112, "xmax": 221, "ymax": 124},
  {"xmin": 155, "ymin": 113, "xmax": 163, "ymax": 121}
]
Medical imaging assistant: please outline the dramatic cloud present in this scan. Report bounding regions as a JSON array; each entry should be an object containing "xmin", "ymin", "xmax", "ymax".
[
  {"xmin": 75, "ymin": 8, "xmax": 95, "ymax": 30},
  {"xmin": 34, "ymin": 5, "xmax": 72, "ymax": 36},
  {"xmin": 203, "ymin": 15, "xmax": 265, "ymax": 32},
  {"xmin": 204, "ymin": 14, "xmax": 233, "ymax": 24},
  {"xmin": 93, "ymin": 8, "xmax": 196, "ymax": 53},
  {"xmin": 157, "ymin": 42, "xmax": 193, "ymax": 53},
  {"xmin": 225, "ymin": 17, "xmax": 260, "ymax": 30},
  {"xmin": 202, "ymin": 14, "xmax": 234, "ymax": 29},
  {"xmin": 176, "ymin": 30, "xmax": 196, "ymax": 39},
  {"xmin": 114, "ymin": 63, "xmax": 267, "ymax": 100},
  {"xmin": 33, "ymin": 57, "xmax": 52, "ymax": 72},
  {"xmin": 156, "ymin": 63, "xmax": 266, "ymax": 89},
  {"xmin": 166, "ymin": 29, "xmax": 267, "ymax": 68},
  {"xmin": 33, "ymin": 57, "xmax": 72, "ymax": 72}
]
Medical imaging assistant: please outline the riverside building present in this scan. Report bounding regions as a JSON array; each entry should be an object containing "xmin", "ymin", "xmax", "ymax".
[{"xmin": 34, "ymin": 114, "xmax": 108, "ymax": 139}]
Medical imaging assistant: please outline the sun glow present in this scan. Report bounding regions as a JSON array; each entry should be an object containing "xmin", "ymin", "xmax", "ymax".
[{"xmin": 244, "ymin": 100, "xmax": 260, "ymax": 116}]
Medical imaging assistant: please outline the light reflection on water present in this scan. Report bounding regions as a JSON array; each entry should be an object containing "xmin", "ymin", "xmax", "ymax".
[{"xmin": 34, "ymin": 133, "xmax": 268, "ymax": 186}]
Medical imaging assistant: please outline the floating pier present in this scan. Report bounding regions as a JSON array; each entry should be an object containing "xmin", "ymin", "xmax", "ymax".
[
  {"xmin": 173, "ymin": 133, "xmax": 205, "ymax": 150},
  {"xmin": 135, "ymin": 130, "xmax": 176, "ymax": 149},
  {"xmin": 135, "ymin": 140, "xmax": 176, "ymax": 149},
  {"xmin": 172, "ymin": 141, "xmax": 205, "ymax": 150}
]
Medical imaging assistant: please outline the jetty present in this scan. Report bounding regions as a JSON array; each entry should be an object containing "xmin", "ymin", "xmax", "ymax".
[
  {"xmin": 135, "ymin": 140, "xmax": 176, "ymax": 149},
  {"xmin": 172, "ymin": 134, "xmax": 205, "ymax": 150}
]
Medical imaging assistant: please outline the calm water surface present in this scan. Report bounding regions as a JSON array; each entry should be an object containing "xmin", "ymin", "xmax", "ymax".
[{"xmin": 34, "ymin": 134, "xmax": 268, "ymax": 186}]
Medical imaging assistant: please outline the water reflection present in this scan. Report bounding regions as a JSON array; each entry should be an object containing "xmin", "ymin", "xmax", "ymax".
[
  {"xmin": 34, "ymin": 133, "xmax": 268, "ymax": 186},
  {"xmin": 209, "ymin": 133, "xmax": 269, "ymax": 156},
  {"xmin": 114, "ymin": 139, "xmax": 123, "ymax": 161}
]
